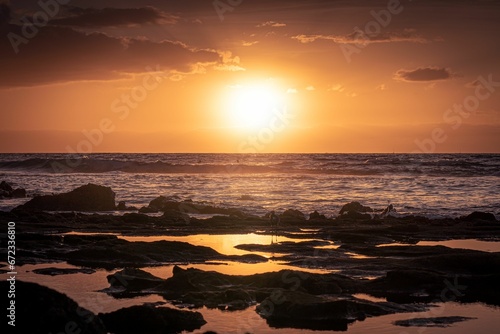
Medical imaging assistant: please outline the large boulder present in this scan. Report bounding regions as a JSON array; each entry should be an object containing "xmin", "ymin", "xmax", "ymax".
[
  {"xmin": 461, "ymin": 211, "xmax": 497, "ymax": 222},
  {"xmin": 337, "ymin": 202, "xmax": 373, "ymax": 220},
  {"xmin": 13, "ymin": 183, "xmax": 116, "ymax": 211},
  {"xmin": 280, "ymin": 209, "xmax": 306, "ymax": 223},
  {"xmin": 0, "ymin": 180, "xmax": 26, "ymax": 198},
  {"xmin": 0, "ymin": 180, "xmax": 13, "ymax": 192},
  {"xmin": 98, "ymin": 305, "xmax": 206, "ymax": 334},
  {"xmin": 1, "ymin": 280, "xmax": 106, "ymax": 333}
]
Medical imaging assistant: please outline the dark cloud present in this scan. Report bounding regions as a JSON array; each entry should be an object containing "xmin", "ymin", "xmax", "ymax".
[
  {"xmin": 394, "ymin": 67, "xmax": 454, "ymax": 82},
  {"xmin": 0, "ymin": 25, "xmax": 222, "ymax": 87},
  {"xmin": 0, "ymin": 2, "xmax": 10, "ymax": 25},
  {"xmin": 50, "ymin": 6, "xmax": 178, "ymax": 27}
]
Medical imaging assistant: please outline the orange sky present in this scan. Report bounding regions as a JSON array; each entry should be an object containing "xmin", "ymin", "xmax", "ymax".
[{"xmin": 0, "ymin": 0, "xmax": 499, "ymax": 153}]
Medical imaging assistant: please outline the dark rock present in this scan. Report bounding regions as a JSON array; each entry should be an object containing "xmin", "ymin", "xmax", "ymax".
[
  {"xmin": 117, "ymin": 201, "xmax": 127, "ymax": 210},
  {"xmin": 33, "ymin": 267, "xmax": 96, "ymax": 276},
  {"xmin": 99, "ymin": 305, "xmax": 206, "ymax": 334},
  {"xmin": 337, "ymin": 211, "xmax": 372, "ymax": 220},
  {"xmin": 155, "ymin": 266, "xmax": 357, "ymax": 310},
  {"xmin": 410, "ymin": 251, "xmax": 500, "ymax": 275},
  {"xmin": 138, "ymin": 206, "xmax": 158, "ymax": 213},
  {"xmin": 460, "ymin": 273, "xmax": 500, "ymax": 306},
  {"xmin": 256, "ymin": 290, "xmax": 427, "ymax": 330},
  {"xmin": 339, "ymin": 201, "xmax": 373, "ymax": 215},
  {"xmin": 147, "ymin": 196, "xmax": 196, "ymax": 213},
  {"xmin": 11, "ymin": 188, "xmax": 27, "ymax": 198},
  {"xmin": 121, "ymin": 212, "xmax": 155, "ymax": 224},
  {"xmin": 60, "ymin": 237, "xmax": 266, "ymax": 269},
  {"xmin": 161, "ymin": 209, "xmax": 190, "ymax": 224},
  {"xmin": 309, "ymin": 211, "xmax": 326, "ymax": 220},
  {"xmin": 228, "ymin": 253, "xmax": 268, "ymax": 263},
  {"xmin": 1, "ymin": 280, "xmax": 106, "ymax": 333},
  {"xmin": 0, "ymin": 180, "xmax": 13, "ymax": 192},
  {"xmin": 104, "ymin": 266, "xmax": 357, "ymax": 311},
  {"xmin": 11, "ymin": 230, "xmax": 268, "ymax": 269},
  {"xmin": 235, "ymin": 240, "xmax": 331, "ymax": 255},
  {"xmin": 462, "ymin": 211, "xmax": 497, "ymax": 222},
  {"xmin": 281, "ymin": 209, "xmax": 306, "ymax": 220},
  {"xmin": 106, "ymin": 268, "xmax": 164, "ymax": 292},
  {"xmin": 196, "ymin": 205, "xmax": 247, "ymax": 218},
  {"xmin": 64, "ymin": 239, "xmax": 224, "ymax": 269},
  {"xmin": 0, "ymin": 181, "xmax": 27, "ymax": 198},
  {"xmin": 14, "ymin": 183, "xmax": 116, "ymax": 211},
  {"xmin": 394, "ymin": 316, "xmax": 476, "ymax": 328},
  {"xmin": 146, "ymin": 196, "xmax": 247, "ymax": 217},
  {"xmin": 365, "ymin": 269, "xmax": 446, "ymax": 302},
  {"xmin": 149, "ymin": 195, "xmax": 172, "ymax": 211}
]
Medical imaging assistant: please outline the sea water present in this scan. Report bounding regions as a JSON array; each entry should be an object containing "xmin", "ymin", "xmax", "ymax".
[{"xmin": 0, "ymin": 153, "xmax": 498, "ymax": 218}]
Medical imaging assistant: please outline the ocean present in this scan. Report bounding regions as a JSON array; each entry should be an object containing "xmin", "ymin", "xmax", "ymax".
[
  {"xmin": 0, "ymin": 153, "xmax": 499, "ymax": 218},
  {"xmin": 3, "ymin": 153, "xmax": 500, "ymax": 333}
]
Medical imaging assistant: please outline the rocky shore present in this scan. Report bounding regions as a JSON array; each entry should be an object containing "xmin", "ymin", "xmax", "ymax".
[{"xmin": 1, "ymin": 183, "xmax": 499, "ymax": 333}]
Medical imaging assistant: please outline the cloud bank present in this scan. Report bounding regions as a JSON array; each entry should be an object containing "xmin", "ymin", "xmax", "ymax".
[
  {"xmin": 50, "ymin": 6, "xmax": 178, "ymax": 27},
  {"xmin": 394, "ymin": 67, "xmax": 454, "ymax": 82},
  {"xmin": 293, "ymin": 29, "xmax": 429, "ymax": 45}
]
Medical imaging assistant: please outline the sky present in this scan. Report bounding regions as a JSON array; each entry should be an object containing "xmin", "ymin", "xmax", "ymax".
[{"xmin": 0, "ymin": 0, "xmax": 499, "ymax": 153}]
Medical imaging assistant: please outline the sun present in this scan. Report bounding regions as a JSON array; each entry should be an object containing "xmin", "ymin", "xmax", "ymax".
[{"xmin": 225, "ymin": 82, "xmax": 284, "ymax": 129}]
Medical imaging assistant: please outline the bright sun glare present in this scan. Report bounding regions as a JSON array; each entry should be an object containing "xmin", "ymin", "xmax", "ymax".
[{"xmin": 225, "ymin": 82, "xmax": 284, "ymax": 129}]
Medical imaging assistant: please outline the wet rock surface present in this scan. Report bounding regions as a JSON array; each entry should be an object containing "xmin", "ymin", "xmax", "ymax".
[
  {"xmin": 32, "ymin": 267, "xmax": 96, "ymax": 276},
  {"xmin": 393, "ymin": 316, "xmax": 477, "ymax": 327},
  {"xmin": 102, "ymin": 266, "xmax": 437, "ymax": 330},
  {"xmin": 99, "ymin": 304, "xmax": 206, "ymax": 334},
  {"xmin": 235, "ymin": 239, "xmax": 331, "ymax": 254},
  {"xmin": 105, "ymin": 266, "xmax": 359, "ymax": 310},
  {"xmin": 257, "ymin": 290, "xmax": 428, "ymax": 331},
  {"xmin": 2, "ymin": 195, "xmax": 500, "ymax": 331}
]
